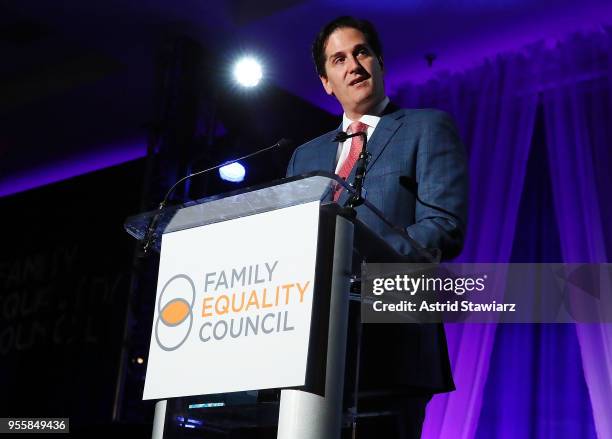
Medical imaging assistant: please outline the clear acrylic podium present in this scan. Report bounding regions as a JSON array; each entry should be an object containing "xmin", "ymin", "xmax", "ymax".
[{"xmin": 124, "ymin": 171, "xmax": 434, "ymax": 439}]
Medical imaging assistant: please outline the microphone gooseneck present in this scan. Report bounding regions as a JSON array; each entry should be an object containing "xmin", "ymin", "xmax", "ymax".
[
  {"xmin": 333, "ymin": 130, "xmax": 370, "ymax": 210},
  {"xmin": 141, "ymin": 138, "xmax": 293, "ymax": 255}
]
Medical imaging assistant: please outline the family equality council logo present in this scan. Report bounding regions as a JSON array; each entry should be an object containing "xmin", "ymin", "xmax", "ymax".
[
  {"xmin": 153, "ymin": 262, "xmax": 312, "ymax": 353},
  {"xmin": 154, "ymin": 274, "xmax": 196, "ymax": 351}
]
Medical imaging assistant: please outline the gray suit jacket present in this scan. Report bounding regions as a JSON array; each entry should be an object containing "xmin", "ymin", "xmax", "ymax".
[{"xmin": 286, "ymin": 104, "xmax": 467, "ymax": 393}]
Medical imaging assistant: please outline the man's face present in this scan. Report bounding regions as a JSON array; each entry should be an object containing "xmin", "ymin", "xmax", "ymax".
[{"xmin": 320, "ymin": 27, "xmax": 385, "ymax": 118}]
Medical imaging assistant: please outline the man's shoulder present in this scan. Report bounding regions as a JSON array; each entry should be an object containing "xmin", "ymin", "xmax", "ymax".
[
  {"xmin": 388, "ymin": 107, "xmax": 455, "ymax": 125},
  {"xmin": 293, "ymin": 129, "xmax": 337, "ymax": 153},
  {"xmin": 386, "ymin": 107, "xmax": 460, "ymax": 140},
  {"xmin": 292, "ymin": 107, "xmax": 457, "ymax": 152},
  {"xmin": 286, "ymin": 128, "xmax": 337, "ymax": 176}
]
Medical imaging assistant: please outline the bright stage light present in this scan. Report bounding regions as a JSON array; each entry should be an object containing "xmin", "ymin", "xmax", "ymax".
[
  {"xmin": 233, "ymin": 57, "xmax": 263, "ymax": 87},
  {"xmin": 219, "ymin": 162, "xmax": 246, "ymax": 182}
]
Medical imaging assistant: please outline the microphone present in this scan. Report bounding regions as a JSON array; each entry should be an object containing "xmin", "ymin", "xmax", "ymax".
[
  {"xmin": 160, "ymin": 138, "xmax": 292, "ymax": 209},
  {"xmin": 332, "ymin": 130, "xmax": 369, "ymax": 209},
  {"xmin": 141, "ymin": 138, "xmax": 293, "ymax": 254},
  {"xmin": 333, "ymin": 131, "xmax": 363, "ymax": 143},
  {"xmin": 398, "ymin": 175, "xmax": 462, "ymax": 223}
]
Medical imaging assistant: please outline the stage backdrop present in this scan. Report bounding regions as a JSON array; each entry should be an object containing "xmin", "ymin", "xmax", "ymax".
[
  {"xmin": 0, "ymin": 160, "xmax": 145, "ymax": 427},
  {"xmin": 396, "ymin": 28, "xmax": 612, "ymax": 439}
]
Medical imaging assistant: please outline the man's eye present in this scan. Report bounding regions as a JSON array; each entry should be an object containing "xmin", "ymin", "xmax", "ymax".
[
  {"xmin": 357, "ymin": 48, "xmax": 369, "ymax": 56},
  {"xmin": 334, "ymin": 57, "xmax": 345, "ymax": 64}
]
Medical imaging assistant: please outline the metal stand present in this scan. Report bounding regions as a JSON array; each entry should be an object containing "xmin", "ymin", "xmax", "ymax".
[
  {"xmin": 151, "ymin": 400, "xmax": 167, "ymax": 439},
  {"xmin": 277, "ymin": 215, "xmax": 353, "ymax": 439}
]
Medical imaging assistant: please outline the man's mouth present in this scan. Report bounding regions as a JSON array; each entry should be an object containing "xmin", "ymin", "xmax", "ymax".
[{"xmin": 349, "ymin": 77, "xmax": 368, "ymax": 86}]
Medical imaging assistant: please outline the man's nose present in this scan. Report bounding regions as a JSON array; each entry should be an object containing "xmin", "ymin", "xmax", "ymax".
[{"xmin": 347, "ymin": 55, "xmax": 364, "ymax": 73}]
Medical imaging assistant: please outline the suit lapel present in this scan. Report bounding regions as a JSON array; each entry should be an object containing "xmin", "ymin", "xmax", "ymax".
[
  {"xmin": 341, "ymin": 107, "xmax": 404, "ymax": 181},
  {"xmin": 365, "ymin": 105, "xmax": 404, "ymax": 172},
  {"xmin": 335, "ymin": 104, "xmax": 404, "ymax": 205}
]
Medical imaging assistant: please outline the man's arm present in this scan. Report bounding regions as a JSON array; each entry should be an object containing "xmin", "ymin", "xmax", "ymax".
[
  {"xmin": 406, "ymin": 111, "xmax": 468, "ymax": 260},
  {"xmin": 286, "ymin": 146, "xmax": 297, "ymax": 178}
]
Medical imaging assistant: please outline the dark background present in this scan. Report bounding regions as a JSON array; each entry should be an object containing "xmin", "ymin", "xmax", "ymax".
[{"xmin": 1, "ymin": 1, "xmax": 612, "ymax": 437}]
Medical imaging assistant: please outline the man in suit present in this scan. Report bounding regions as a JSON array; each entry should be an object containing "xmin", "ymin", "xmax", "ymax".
[{"xmin": 286, "ymin": 16, "xmax": 468, "ymax": 438}]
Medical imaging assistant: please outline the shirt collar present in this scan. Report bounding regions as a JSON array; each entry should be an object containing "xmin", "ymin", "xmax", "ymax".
[{"xmin": 342, "ymin": 96, "xmax": 390, "ymax": 132}]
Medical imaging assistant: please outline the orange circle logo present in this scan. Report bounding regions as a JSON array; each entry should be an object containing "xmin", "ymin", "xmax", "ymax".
[{"xmin": 155, "ymin": 274, "xmax": 195, "ymax": 351}]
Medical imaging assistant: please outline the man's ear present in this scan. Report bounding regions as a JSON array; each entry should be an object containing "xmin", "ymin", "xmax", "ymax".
[{"xmin": 320, "ymin": 75, "xmax": 334, "ymax": 96}]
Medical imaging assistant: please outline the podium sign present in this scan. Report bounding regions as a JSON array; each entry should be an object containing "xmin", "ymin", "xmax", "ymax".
[
  {"xmin": 125, "ymin": 174, "xmax": 427, "ymax": 438},
  {"xmin": 143, "ymin": 201, "xmax": 320, "ymax": 400}
]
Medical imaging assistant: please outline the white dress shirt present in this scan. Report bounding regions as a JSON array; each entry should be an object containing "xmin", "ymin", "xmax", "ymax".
[{"xmin": 334, "ymin": 96, "xmax": 390, "ymax": 173}]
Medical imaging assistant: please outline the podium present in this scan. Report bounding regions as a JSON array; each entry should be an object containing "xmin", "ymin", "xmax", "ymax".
[{"xmin": 124, "ymin": 172, "xmax": 434, "ymax": 439}]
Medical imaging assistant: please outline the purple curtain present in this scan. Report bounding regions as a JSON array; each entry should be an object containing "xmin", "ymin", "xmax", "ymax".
[
  {"xmin": 395, "ymin": 29, "xmax": 612, "ymax": 438},
  {"xmin": 396, "ymin": 53, "xmax": 538, "ymax": 438},
  {"xmin": 476, "ymin": 109, "xmax": 596, "ymax": 438},
  {"xmin": 541, "ymin": 30, "xmax": 612, "ymax": 439}
]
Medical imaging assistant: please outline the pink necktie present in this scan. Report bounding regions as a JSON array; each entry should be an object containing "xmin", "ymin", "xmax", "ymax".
[{"xmin": 334, "ymin": 121, "xmax": 368, "ymax": 202}]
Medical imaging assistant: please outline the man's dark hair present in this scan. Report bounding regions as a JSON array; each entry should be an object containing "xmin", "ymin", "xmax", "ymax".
[{"xmin": 312, "ymin": 16, "xmax": 383, "ymax": 78}]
